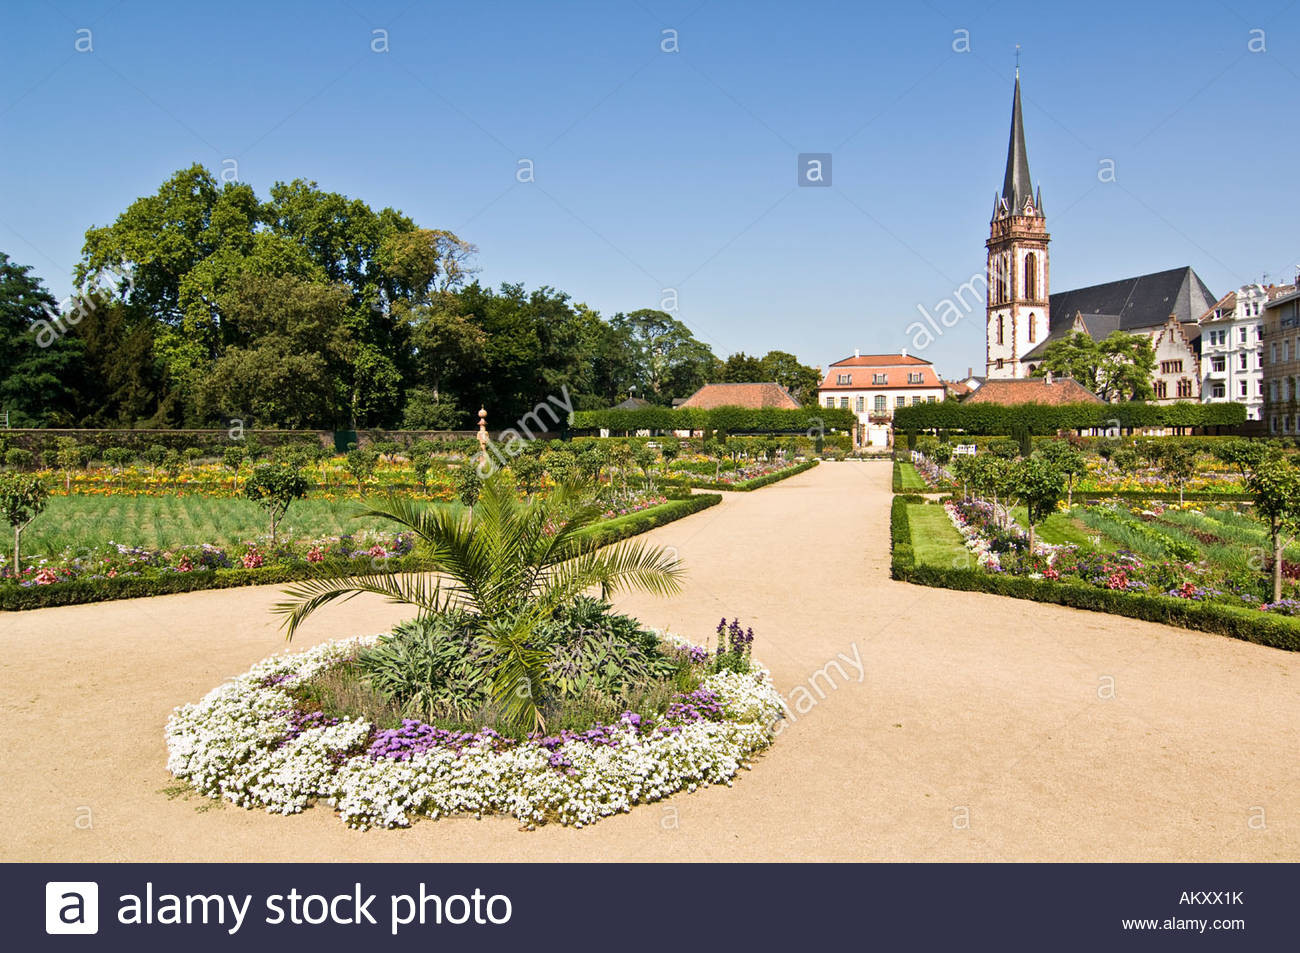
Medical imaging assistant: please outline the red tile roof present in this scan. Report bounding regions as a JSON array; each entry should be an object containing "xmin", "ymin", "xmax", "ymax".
[
  {"xmin": 677, "ymin": 382, "xmax": 801, "ymax": 410},
  {"xmin": 818, "ymin": 360, "xmax": 944, "ymax": 391},
  {"xmin": 829, "ymin": 353, "xmax": 931, "ymax": 367},
  {"xmin": 961, "ymin": 377, "xmax": 1103, "ymax": 405}
]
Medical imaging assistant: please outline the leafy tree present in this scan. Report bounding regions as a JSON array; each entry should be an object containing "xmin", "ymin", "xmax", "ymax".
[
  {"xmin": 0, "ymin": 472, "xmax": 49, "ymax": 575},
  {"xmin": 1212, "ymin": 439, "xmax": 1273, "ymax": 481},
  {"xmin": 345, "ymin": 447, "xmax": 378, "ymax": 492},
  {"xmin": 54, "ymin": 438, "xmax": 86, "ymax": 492},
  {"xmin": 759, "ymin": 351, "xmax": 822, "ymax": 406},
  {"xmin": 1016, "ymin": 456, "xmax": 1066, "ymax": 552},
  {"xmin": 4, "ymin": 448, "xmax": 33, "ymax": 471},
  {"xmin": 0, "ymin": 252, "xmax": 85, "ymax": 426},
  {"xmin": 1246, "ymin": 454, "xmax": 1300, "ymax": 603},
  {"xmin": 1032, "ymin": 330, "xmax": 1155, "ymax": 401},
  {"xmin": 222, "ymin": 446, "xmax": 247, "ymax": 490},
  {"xmin": 274, "ymin": 474, "xmax": 683, "ymax": 730},
  {"xmin": 243, "ymin": 462, "xmax": 309, "ymax": 544},
  {"xmin": 1112, "ymin": 446, "xmax": 1139, "ymax": 475},
  {"xmin": 610, "ymin": 309, "xmax": 717, "ymax": 404},
  {"xmin": 988, "ymin": 438, "xmax": 1020, "ymax": 460},
  {"xmin": 453, "ymin": 460, "xmax": 482, "ymax": 507},
  {"xmin": 931, "ymin": 443, "xmax": 954, "ymax": 467},
  {"xmin": 1035, "ymin": 440, "xmax": 1086, "ymax": 508},
  {"xmin": 511, "ymin": 454, "xmax": 544, "ymax": 494},
  {"xmin": 1158, "ymin": 444, "xmax": 1197, "ymax": 505}
]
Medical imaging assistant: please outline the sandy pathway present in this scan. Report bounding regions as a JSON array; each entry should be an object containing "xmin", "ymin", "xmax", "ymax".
[{"xmin": 1, "ymin": 462, "xmax": 1296, "ymax": 861}]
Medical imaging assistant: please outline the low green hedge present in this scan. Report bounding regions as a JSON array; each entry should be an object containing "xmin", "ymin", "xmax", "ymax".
[
  {"xmin": 673, "ymin": 459, "xmax": 818, "ymax": 491},
  {"xmin": 895, "ymin": 400, "xmax": 1247, "ymax": 435},
  {"xmin": 889, "ymin": 498, "xmax": 1300, "ymax": 651},
  {"xmin": 0, "ymin": 495, "xmax": 723, "ymax": 611}
]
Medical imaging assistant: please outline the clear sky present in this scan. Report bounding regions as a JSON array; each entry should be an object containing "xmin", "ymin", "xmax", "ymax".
[{"xmin": 2, "ymin": 0, "xmax": 1297, "ymax": 381}]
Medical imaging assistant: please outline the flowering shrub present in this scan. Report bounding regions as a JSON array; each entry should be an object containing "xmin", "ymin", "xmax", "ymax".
[
  {"xmin": 166, "ymin": 635, "xmax": 784, "ymax": 829},
  {"xmin": 0, "ymin": 530, "xmax": 416, "ymax": 587}
]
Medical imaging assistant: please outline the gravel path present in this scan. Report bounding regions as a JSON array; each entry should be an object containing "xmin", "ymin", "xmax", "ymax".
[{"xmin": 1, "ymin": 461, "xmax": 1296, "ymax": 861}]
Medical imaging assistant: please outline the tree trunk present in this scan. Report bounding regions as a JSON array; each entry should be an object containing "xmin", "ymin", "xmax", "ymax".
[
  {"xmin": 1067, "ymin": 482, "xmax": 1073, "ymax": 509},
  {"xmin": 1274, "ymin": 524, "xmax": 1283, "ymax": 604},
  {"xmin": 13, "ymin": 526, "xmax": 20, "ymax": 577},
  {"xmin": 1028, "ymin": 522, "xmax": 1036, "ymax": 554}
]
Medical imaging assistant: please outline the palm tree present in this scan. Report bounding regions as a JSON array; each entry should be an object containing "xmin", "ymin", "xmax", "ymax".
[{"xmin": 274, "ymin": 473, "xmax": 684, "ymax": 730}]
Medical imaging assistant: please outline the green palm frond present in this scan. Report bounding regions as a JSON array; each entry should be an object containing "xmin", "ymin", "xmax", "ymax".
[{"xmin": 274, "ymin": 571, "xmax": 457, "ymax": 641}]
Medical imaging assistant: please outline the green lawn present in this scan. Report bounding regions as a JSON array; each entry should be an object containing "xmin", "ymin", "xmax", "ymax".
[
  {"xmin": 897, "ymin": 462, "xmax": 927, "ymax": 491},
  {"xmin": 907, "ymin": 504, "xmax": 968, "ymax": 567},
  {"xmin": 23, "ymin": 495, "xmax": 455, "ymax": 557},
  {"xmin": 1009, "ymin": 506, "xmax": 1116, "ymax": 550}
]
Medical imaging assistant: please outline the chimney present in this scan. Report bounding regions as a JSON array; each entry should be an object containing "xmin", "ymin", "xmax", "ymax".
[
  {"xmin": 854, "ymin": 348, "xmax": 860, "ymax": 358},
  {"xmin": 901, "ymin": 347, "xmax": 908, "ymax": 359},
  {"xmin": 967, "ymin": 366, "xmax": 973, "ymax": 379}
]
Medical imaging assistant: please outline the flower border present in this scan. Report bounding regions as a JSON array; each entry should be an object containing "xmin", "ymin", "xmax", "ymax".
[{"xmin": 165, "ymin": 635, "xmax": 784, "ymax": 829}]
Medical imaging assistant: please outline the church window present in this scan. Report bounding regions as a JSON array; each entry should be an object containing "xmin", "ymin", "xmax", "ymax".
[
  {"xmin": 1024, "ymin": 253, "xmax": 1037, "ymax": 299},
  {"xmin": 1028, "ymin": 313, "xmax": 1037, "ymax": 343},
  {"xmin": 997, "ymin": 315, "xmax": 1004, "ymax": 345}
]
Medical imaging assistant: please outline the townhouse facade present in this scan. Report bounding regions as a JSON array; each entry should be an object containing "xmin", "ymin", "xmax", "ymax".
[
  {"xmin": 817, "ymin": 352, "xmax": 945, "ymax": 448},
  {"xmin": 1263, "ymin": 283, "xmax": 1300, "ymax": 435},
  {"xmin": 1199, "ymin": 285, "xmax": 1267, "ymax": 421}
]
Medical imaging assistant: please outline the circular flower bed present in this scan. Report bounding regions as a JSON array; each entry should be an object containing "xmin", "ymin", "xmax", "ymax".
[{"xmin": 166, "ymin": 635, "xmax": 784, "ymax": 829}]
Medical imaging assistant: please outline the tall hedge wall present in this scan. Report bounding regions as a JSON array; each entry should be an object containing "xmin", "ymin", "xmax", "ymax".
[
  {"xmin": 570, "ymin": 406, "xmax": 857, "ymax": 433},
  {"xmin": 893, "ymin": 400, "xmax": 1246, "ymax": 435}
]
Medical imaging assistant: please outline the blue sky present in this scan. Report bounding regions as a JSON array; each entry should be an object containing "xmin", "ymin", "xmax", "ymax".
[{"xmin": 2, "ymin": 0, "xmax": 1297, "ymax": 381}]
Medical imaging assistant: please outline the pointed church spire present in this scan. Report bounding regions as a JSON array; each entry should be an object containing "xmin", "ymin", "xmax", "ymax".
[{"xmin": 1001, "ymin": 70, "xmax": 1036, "ymax": 215}]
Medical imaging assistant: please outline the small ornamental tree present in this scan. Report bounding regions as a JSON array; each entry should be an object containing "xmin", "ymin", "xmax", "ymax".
[
  {"xmin": 1246, "ymin": 454, "xmax": 1300, "ymax": 603},
  {"xmin": 1036, "ymin": 440, "xmax": 1086, "ymax": 508},
  {"xmin": 931, "ymin": 443, "xmax": 953, "ymax": 467},
  {"xmin": 511, "ymin": 454, "xmax": 543, "ymax": 494},
  {"xmin": 950, "ymin": 453, "xmax": 977, "ymax": 500},
  {"xmin": 1159, "ymin": 444, "xmax": 1197, "ymax": 505},
  {"xmin": 1016, "ymin": 456, "xmax": 1066, "ymax": 553},
  {"xmin": 988, "ymin": 438, "xmax": 1020, "ymax": 461},
  {"xmin": 222, "ymin": 446, "xmax": 247, "ymax": 490},
  {"xmin": 4, "ymin": 448, "xmax": 33, "ymax": 471},
  {"xmin": 54, "ymin": 437, "xmax": 86, "ymax": 492},
  {"xmin": 453, "ymin": 460, "xmax": 482, "ymax": 507},
  {"xmin": 243, "ymin": 463, "xmax": 309, "ymax": 545},
  {"xmin": 345, "ymin": 447, "xmax": 378, "ymax": 492},
  {"xmin": 0, "ymin": 472, "xmax": 49, "ymax": 575},
  {"xmin": 1212, "ymin": 438, "xmax": 1272, "ymax": 481}
]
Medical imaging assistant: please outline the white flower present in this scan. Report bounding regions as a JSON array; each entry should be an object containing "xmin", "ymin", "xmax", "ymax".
[{"xmin": 165, "ymin": 635, "xmax": 784, "ymax": 829}]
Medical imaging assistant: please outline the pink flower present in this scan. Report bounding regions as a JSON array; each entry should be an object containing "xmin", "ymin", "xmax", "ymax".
[
  {"xmin": 306, "ymin": 546, "xmax": 324, "ymax": 563},
  {"xmin": 177, "ymin": 555, "xmax": 193, "ymax": 572},
  {"xmin": 242, "ymin": 548, "xmax": 263, "ymax": 569},
  {"xmin": 34, "ymin": 568, "xmax": 58, "ymax": 586},
  {"xmin": 367, "ymin": 544, "xmax": 387, "ymax": 558}
]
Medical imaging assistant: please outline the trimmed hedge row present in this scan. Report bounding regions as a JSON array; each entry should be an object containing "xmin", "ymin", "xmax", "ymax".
[
  {"xmin": 0, "ymin": 494, "xmax": 723, "ymax": 611},
  {"xmin": 661, "ymin": 459, "xmax": 818, "ymax": 492},
  {"xmin": 571, "ymin": 406, "xmax": 856, "ymax": 434},
  {"xmin": 894, "ymin": 400, "xmax": 1247, "ymax": 435},
  {"xmin": 889, "ymin": 498, "xmax": 1300, "ymax": 652}
]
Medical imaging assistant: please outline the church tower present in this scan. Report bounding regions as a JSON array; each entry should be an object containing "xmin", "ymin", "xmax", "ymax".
[{"xmin": 986, "ymin": 69, "xmax": 1049, "ymax": 379}]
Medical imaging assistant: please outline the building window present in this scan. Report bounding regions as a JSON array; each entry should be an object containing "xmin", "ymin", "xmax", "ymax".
[
  {"xmin": 1271, "ymin": 343, "xmax": 1278, "ymax": 364},
  {"xmin": 996, "ymin": 358, "xmax": 1004, "ymax": 370},
  {"xmin": 1239, "ymin": 353, "xmax": 1248, "ymax": 370},
  {"xmin": 1211, "ymin": 382, "xmax": 1226, "ymax": 399},
  {"xmin": 1177, "ymin": 379, "xmax": 1193, "ymax": 399},
  {"xmin": 1028, "ymin": 312, "xmax": 1037, "ymax": 343},
  {"xmin": 836, "ymin": 373, "xmax": 851, "ymax": 385},
  {"xmin": 907, "ymin": 372, "xmax": 923, "ymax": 384},
  {"xmin": 1239, "ymin": 381, "xmax": 1248, "ymax": 397},
  {"xmin": 825, "ymin": 397, "xmax": 834, "ymax": 408},
  {"xmin": 1240, "ymin": 327, "xmax": 1248, "ymax": 343},
  {"xmin": 872, "ymin": 373, "xmax": 887, "ymax": 385},
  {"xmin": 1271, "ymin": 415, "xmax": 1278, "ymax": 433},
  {"xmin": 855, "ymin": 395, "xmax": 864, "ymax": 412},
  {"xmin": 927, "ymin": 396, "xmax": 937, "ymax": 403},
  {"xmin": 873, "ymin": 395, "xmax": 887, "ymax": 413},
  {"xmin": 1154, "ymin": 381, "xmax": 1168, "ymax": 399},
  {"xmin": 894, "ymin": 396, "xmax": 905, "ymax": 409},
  {"xmin": 1160, "ymin": 359, "xmax": 1184, "ymax": 374},
  {"xmin": 912, "ymin": 396, "xmax": 922, "ymax": 405},
  {"xmin": 1024, "ymin": 252, "xmax": 1037, "ymax": 299},
  {"xmin": 1284, "ymin": 341, "xmax": 1290, "ymax": 362},
  {"xmin": 1211, "ymin": 356, "xmax": 1226, "ymax": 373},
  {"xmin": 996, "ymin": 315, "xmax": 1004, "ymax": 345},
  {"xmin": 839, "ymin": 397, "xmax": 849, "ymax": 409}
]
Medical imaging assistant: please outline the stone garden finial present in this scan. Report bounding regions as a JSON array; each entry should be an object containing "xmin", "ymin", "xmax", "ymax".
[{"xmin": 477, "ymin": 407, "xmax": 489, "ymax": 460}]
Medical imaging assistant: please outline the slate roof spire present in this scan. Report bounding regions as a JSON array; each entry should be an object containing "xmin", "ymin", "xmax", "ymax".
[{"xmin": 1000, "ymin": 69, "xmax": 1037, "ymax": 215}]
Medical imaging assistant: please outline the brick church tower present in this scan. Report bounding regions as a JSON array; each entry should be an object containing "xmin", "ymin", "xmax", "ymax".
[{"xmin": 985, "ymin": 70, "xmax": 1050, "ymax": 379}]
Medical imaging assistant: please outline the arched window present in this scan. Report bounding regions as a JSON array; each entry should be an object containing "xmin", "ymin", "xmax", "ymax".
[
  {"xmin": 997, "ymin": 314, "xmax": 1004, "ymax": 345},
  {"xmin": 1028, "ymin": 312, "xmax": 1037, "ymax": 343},
  {"xmin": 1024, "ymin": 253, "xmax": 1037, "ymax": 299},
  {"xmin": 999, "ymin": 253, "xmax": 1010, "ymax": 303}
]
